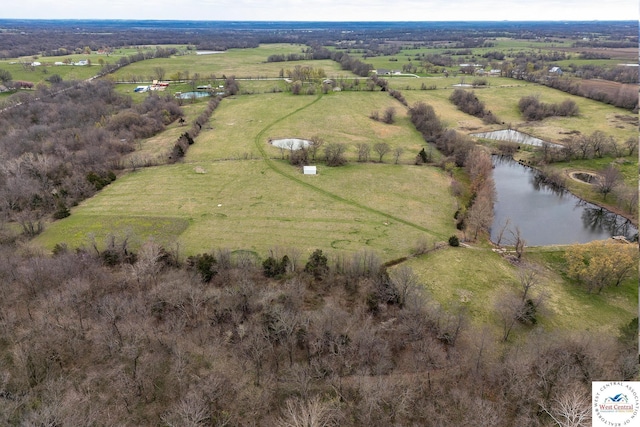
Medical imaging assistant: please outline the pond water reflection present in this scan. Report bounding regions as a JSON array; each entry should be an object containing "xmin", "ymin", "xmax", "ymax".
[
  {"xmin": 472, "ymin": 129, "xmax": 562, "ymax": 148},
  {"xmin": 491, "ymin": 156, "xmax": 637, "ymax": 246}
]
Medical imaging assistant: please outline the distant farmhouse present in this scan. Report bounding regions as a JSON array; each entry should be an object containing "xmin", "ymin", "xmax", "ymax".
[{"xmin": 549, "ymin": 66, "xmax": 563, "ymax": 75}]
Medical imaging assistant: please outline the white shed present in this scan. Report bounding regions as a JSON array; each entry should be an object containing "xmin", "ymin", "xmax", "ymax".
[{"xmin": 303, "ymin": 166, "xmax": 317, "ymax": 175}]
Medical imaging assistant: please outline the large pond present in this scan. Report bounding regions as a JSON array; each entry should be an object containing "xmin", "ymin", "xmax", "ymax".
[
  {"xmin": 473, "ymin": 129, "xmax": 562, "ymax": 148},
  {"xmin": 491, "ymin": 156, "xmax": 637, "ymax": 246}
]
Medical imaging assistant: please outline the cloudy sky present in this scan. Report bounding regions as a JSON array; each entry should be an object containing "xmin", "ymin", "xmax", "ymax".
[{"xmin": 5, "ymin": 0, "xmax": 636, "ymax": 21}]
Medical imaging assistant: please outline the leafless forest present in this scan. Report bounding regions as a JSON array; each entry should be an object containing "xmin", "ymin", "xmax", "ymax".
[{"xmin": 0, "ymin": 242, "xmax": 635, "ymax": 425}]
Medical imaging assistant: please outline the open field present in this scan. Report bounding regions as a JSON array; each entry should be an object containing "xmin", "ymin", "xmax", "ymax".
[
  {"xmin": 110, "ymin": 44, "xmax": 353, "ymax": 81},
  {"xmin": 36, "ymin": 91, "xmax": 457, "ymax": 258},
  {"xmin": 35, "ymin": 160, "xmax": 455, "ymax": 258},
  {"xmin": 387, "ymin": 78, "xmax": 638, "ymax": 143},
  {"xmin": 0, "ymin": 60, "xmax": 99, "ymax": 84},
  {"xmin": 354, "ymin": 38, "xmax": 633, "ymax": 74}
]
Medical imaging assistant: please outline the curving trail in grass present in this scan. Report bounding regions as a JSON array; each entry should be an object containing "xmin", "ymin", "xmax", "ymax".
[{"xmin": 253, "ymin": 93, "xmax": 447, "ymax": 240}]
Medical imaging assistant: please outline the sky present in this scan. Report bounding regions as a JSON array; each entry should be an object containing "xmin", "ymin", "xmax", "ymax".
[{"xmin": 4, "ymin": 0, "xmax": 637, "ymax": 21}]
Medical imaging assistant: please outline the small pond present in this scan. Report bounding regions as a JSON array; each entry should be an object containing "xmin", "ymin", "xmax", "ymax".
[
  {"xmin": 177, "ymin": 91, "xmax": 211, "ymax": 99},
  {"xmin": 491, "ymin": 156, "xmax": 637, "ymax": 246},
  {"xmin": 472, "ymin": 129, "xmax": 562, "ymax": 148},
  {"xmin": 270, "ymin": 138, "xmax": 311, "ymax": 150}
]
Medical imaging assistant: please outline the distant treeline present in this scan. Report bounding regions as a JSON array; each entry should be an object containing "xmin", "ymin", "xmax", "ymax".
[{"xmin": 0, "ymin": 19, "xmax": 635, "ymax": 59}]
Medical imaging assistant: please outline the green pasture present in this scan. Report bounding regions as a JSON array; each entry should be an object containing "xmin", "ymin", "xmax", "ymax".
[
  {"xmin": 264, "ymin": 92, "xmax": 426, "ymax": 162},
  {"xmin": 36, "ymin": 91, "xmax": 457, "ymax": 258},
  {"xmin": 0, "ymin": 48, "xmax": 144, "ymax": 85},
  {"xmin": 0, "ymin": 60, "xmax": 99, "ymax": 85},
  {"xmin": 401, "ymin": 244, "xmax": 637, "ymax": 337},
  {"xmin": 387, "ymin": 78, "xmax": 637, "ymax": 143},
  {"xmin": 109, "ymin": 44, "xmax": 354, "ymax": 82},
  {"xmin": 36, "ymin": 161, "xmax": 455, "ymax": 258}
]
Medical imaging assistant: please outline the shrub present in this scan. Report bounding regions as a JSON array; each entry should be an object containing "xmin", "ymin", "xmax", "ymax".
[
  {"xmin": 304, "ymin": 249, "xmax": 328, "ymax": 279},
  {"xmin": 187, "ymin": 253, "xmax": 218, "ymax": 282},
  {"xmin": 448, "ymin": 235, "xmax": 460, "ymax": 247},
  {"xmin": 86, "ymin": 170, "xmax": 116, "ymax": 190},
  {"xmin": 517, "ymin": 299, "xmax": 538, "ymax": 325},
  {"xmin": 263, "ymin": 255, "xmax": 289, "ymax": 278},
  {"xmin": 52, "ymin": 203, "xmax": 71, "ymax": 220}
]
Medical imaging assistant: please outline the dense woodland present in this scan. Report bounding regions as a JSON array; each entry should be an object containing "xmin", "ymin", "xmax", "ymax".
[
  {"xmin": 0, "ymin": 242, "xmax": 636, "ymax": 426},
  {"xmin": 0, "ymin": 81, "xmax": 182, "ymax": 237}
]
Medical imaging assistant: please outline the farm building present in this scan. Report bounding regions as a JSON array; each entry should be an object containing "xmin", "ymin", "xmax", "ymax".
[
  {"xmin": 549, "ymin": 66, "xmax": 563, "ymax": 75},
  {"xmin": 150, "ymin": 81, "xmax": 169, "ymax": 91},
  {"xmin": 303, "ymin": 166, "xmax": 317, "ymax": 175}
]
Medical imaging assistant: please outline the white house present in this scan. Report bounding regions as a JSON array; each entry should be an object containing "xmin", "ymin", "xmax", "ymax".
[{"xmin": 303, "ymin": 166, "xmax": 317, "ymax": 175}]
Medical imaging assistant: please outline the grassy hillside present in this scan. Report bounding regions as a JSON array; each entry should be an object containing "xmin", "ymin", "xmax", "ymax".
[
  {"xmin": 35, "ymin": 91, "xmax": 457, "ymax": 258},
  {"xmin": 402, "ymin": 245, "xmax": 637, "ymax": 337}
]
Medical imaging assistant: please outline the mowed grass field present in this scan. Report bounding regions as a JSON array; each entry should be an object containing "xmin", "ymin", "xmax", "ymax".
[{"xmin": 36, "ymin": 91, "xmax": 457, "ymax": 259}]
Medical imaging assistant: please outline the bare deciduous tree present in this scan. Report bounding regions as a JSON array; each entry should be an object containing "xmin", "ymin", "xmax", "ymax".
[
  {"xmin": 390, "ymin": 265, "xmax": 420, "ymax": 309},
  {"xmin": 466, "ymin": 188, "xmax": 494, "ymax": 240},
  {"xmin": 373, "ymin": 142, "xmax": 391, "ymax": 163},
  {"xmin": 161, "ymin": 392, "xmax": 210, "ymax": 427},
  {"xmin": 382, "ymin": 106, "xmax": 396, "ymax": 124},
  {"xmin": 393, "ymin": 147, "xmax": 403, "ymax": 164},
  {"xmin": 596, "ymin": 165, "xmax": 621, "ymax": 200},
  {"xmin": 278, "ymin": 395, "xmax": 339, "ymax": 427},
  {"xmin": 517, "ymin": 265, "xmax": 539, "ymax": 302},
  {"xmin": 324, "ymin": 143, "xmax": 347, "ymax": 167},
  {"xmin": 623, "ymin": 136, "xmax": 637, "ymax": 156},
  {"xmin": 540, "ymin": 385, "xmax": 591, "ymax": 427},
  {"xmin": 308, "ymin": 135, "xmax": 325, "ymax": 161},
  {"xmin": 355, "ymin": 142, "xmax": 370, "ymax": 162},
  {"xmin": 495, "ymin": 293, "xmax": 523, "ymax": 342},
  {"xmin": 509, "ymin": 226, "xmax": 526, "ymax": 259}
]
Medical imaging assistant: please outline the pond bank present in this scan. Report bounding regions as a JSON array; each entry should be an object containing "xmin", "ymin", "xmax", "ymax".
[{"xmin": 491, "ymin": 156, "xmax": 637, "ymax": 246}]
